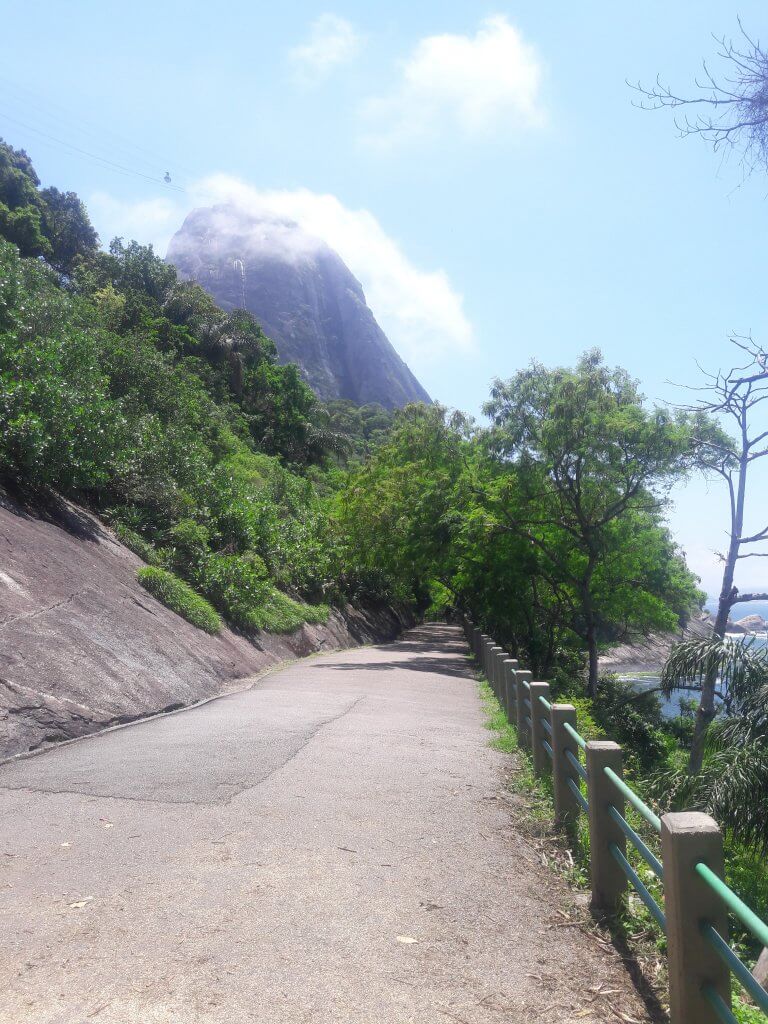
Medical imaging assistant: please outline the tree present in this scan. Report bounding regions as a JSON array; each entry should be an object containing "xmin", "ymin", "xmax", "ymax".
[
  {"xmin": 663, "ymin": 337, "xmax": 768, "ymax": 772},
  {"xmin": 0, "ymin": 141, "xmax": 98, "ymax": 269},
  {"xmin": 0, "ymin": 139, "xmax": 50, "ymax": 260},
  {"xmin": 40, "ymin": 187, "xmax": 98, "ymax": 272},
  {"xmin": 634, "ymin": 20, "xmax": 768, "ymax": 175},
  {"xmin": 335, "ymin": 403, "xmax": 468, "ymax": 604},
  {"xmin": 483, "ymin": 351, "xmax": 696, "ymax": 695}
]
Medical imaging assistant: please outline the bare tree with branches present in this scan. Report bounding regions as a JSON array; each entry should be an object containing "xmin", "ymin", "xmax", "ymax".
[
  {"xmin": 665, "ymin": 336, "xmax": 768, "ymax": 773},
  {"xmin": 632, "ymin": 20, "xmax": 768, "ymax": 175}
]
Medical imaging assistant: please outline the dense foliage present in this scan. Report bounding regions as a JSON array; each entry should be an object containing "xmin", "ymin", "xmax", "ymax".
[
  {"xmin": 339, "ymin": 389, "xmax": 703, "ymax": 685},
  {"xmin": 1, "ymin": 139, "xmax": 701, "ymax": 665},
  {"xmin": 137, "ymin": 567, "xmax": 222, "ymax": 634},
  {"xmin": 0, "ymin": 139, "xmax": 98, "ymax": 272},
  {"xmin": 0, "ymin": 140, "xmax": 367, "ymax": 633}
]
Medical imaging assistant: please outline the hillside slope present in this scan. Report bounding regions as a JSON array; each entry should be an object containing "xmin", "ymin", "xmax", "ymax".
[
  {"xmin": 167, "ymin": 205, "xmax": 431, "ymax": 408},
  {"xmin": 0, "ymin": 489, "xmax": 406, "ymax": 760}
]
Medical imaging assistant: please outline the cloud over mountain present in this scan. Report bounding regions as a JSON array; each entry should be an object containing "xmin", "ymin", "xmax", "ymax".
[{"xmin": 89, "ymin": 176, "xmax": 474, "ymax": 373}]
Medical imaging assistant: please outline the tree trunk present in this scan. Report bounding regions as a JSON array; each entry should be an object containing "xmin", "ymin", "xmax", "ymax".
[
  {"xmin": 586, "ymin": 622, "xmax": 599, "ymax": 697},
  {"xmin": 582, "ymin": 558, "xmax": 599, "ymax": 697},
  {"xmin": 688, "ymin": 484, "xmax": 741, "ymax": 773}
]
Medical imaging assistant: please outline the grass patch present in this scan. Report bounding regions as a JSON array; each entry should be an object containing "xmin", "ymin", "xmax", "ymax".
[
  {"xmin": 137, "ymin": 566, "xmax": 221, "ymax": 634},
  {"xmin": 112, "ymin": 523, "xmax": 157, "ymax": 564},
  {"xmin": 233, "ymin": 587, "xmax": 330, "ymax": 634}
]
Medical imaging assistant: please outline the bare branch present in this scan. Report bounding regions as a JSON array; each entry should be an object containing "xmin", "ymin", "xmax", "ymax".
[{"xmin": 634, "ymin": 22, "xmax": 768, "ymax": 174}]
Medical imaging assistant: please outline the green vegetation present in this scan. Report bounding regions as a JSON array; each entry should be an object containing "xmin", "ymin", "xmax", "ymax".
[
  {"xmin": 0, "ymin": 139, "xmax": 371, "ymax": 637},
  {"xmin": 0, "ymin": 139, "xmax": 97, "ymax": 272},
  {"xmin": 1, "ymin": 139, "xmax": 766, "ymax": 995},
  {"xmin": 137, "ymin": 567, "xmax": 221, "ymax": 634},
  {"xmin": 339, "ymin": 377, "xmax": 703, "ymax": 681}
]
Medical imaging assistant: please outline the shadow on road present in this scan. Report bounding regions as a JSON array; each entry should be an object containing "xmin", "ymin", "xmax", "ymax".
[
  {"xmin": 313, "ymin": 625, "xmax": 475, "ymax": 679},
  {"xmin": 310, "ymin": 656, "xmax": 472, "ymax": 679}
]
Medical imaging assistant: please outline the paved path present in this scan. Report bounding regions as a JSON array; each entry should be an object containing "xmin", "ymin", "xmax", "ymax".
[{"xmin": 0, "ymin": 625, "xmax": 649, "ymax": 1023}]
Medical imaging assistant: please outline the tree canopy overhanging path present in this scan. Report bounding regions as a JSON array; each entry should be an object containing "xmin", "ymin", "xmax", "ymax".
[{"xmin": 0, "ymin": 625, "xmax": 649, "ymax": 1023}]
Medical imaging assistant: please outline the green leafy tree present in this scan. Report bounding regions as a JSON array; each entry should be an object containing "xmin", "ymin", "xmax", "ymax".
[
  {"xmin": 40, "ymin": 187, "xmax": 98, "ymax": 272},
  {"xmin": 483, "ymin": 350, "xmax": 698, "ymax": 694},
  {"xmin": 0, "ymin": 140, "xmax": 97, "ymax": 269}
]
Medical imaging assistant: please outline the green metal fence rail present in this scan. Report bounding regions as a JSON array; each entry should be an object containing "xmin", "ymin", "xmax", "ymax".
[
  {"xmin": 604, "ymin": 766, "xmax": 662, "ymax": 833},
  {"xmin": 696, "ymin": 864, "xmax": 768, "ymax": 949},
  {"xmin": 461, "ymin": 615, "xmax": 768, "ymax": 1024},
  {"xmin": 607, "ymin": 804, "xmax": 663, "ymax": 879},
  {"xmin": 566, "ymin": 775, "xmax": 589, "ymax": 813},
  {"xmin": 703, "ymin": 985, "xmax": 739, "ymax": 1024},
  {"xmin": 695, "ymin": 863, "xmax": 768, "ymax": 1017},
  {"xmin": 563, "ymin": 720, "xmax": 587, "ymax": 750},
  {"xmin": 704, "ymin": 924, "xmax": 768, "ymax": 1014},
  {"xmin": 564, "ymin": 748, "xmax": 587, "ymax": 782},
  {"xmin": 609, "ymin": 841, "xmax": 667, "ymax": 932}
]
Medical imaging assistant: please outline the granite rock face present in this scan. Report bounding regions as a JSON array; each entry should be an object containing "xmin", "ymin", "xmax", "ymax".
[
  {"xmin": 166, "ymin": 205, "xmax": 431, "ymax": 409},
  {"xmin": 0, "ymin": 488, "xmax": 409, "ymax": 760}
]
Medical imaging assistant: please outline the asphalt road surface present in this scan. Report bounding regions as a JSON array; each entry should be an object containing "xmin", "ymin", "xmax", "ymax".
[{"xmin": 0, "ymin": 624, "xmax": 649, "ymax": 1023}]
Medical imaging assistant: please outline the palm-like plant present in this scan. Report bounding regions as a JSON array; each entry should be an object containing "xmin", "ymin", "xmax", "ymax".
[
  {"xmin": 662, "ymin": 635, "xmax": 768, "ymax": 715},
  {"xmin": 661, "ymin": 635, "xmax": 768, "ymax": 851}
]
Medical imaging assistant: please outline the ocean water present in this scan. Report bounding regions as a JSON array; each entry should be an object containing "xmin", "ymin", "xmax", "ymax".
[
  {"xmin": 621, "ymin": 630, "xmax": 768, "ymax": 720},
  {"xmin": 704, "ymin": 599, "xmax": 768, "ymax": 622}
]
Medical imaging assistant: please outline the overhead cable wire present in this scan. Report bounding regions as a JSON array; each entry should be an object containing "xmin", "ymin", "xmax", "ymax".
[{"xmin": 0, "ymin": 109, "xmax": 185, "ymax": 191}]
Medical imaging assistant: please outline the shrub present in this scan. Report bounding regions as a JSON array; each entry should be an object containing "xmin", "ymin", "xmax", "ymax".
[
  {"xmin": 137, "ymin": 566, "xmax": 221, "ymax": 634},
  {"xmin": 166, "ymin": 518, "xmax": 210, "ymax": 575},
  {"xmin": 197, "ymin": 551, "xmax": 271, "ymax": 629},
  {"xmin": 591, "ymin": 674, "xmax": 668, "ymax": 772},
  {"xmin": 112, "ymin": 523, "xmax": 156, "ymax": 564}
]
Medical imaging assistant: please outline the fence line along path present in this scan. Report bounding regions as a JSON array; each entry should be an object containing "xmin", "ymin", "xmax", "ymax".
[
  {"xmin": 465, "ymin": 615, "xmax": 768, "ymax": 1024},
  {"xmin": 0, "ymin": 623, "xmax": 649, "ymax": 1024}
]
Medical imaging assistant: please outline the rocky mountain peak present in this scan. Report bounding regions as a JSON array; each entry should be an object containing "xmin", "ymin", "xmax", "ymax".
[{"xmin": 166, "ymin": 204, "xmax": 431, "ymax": 409}]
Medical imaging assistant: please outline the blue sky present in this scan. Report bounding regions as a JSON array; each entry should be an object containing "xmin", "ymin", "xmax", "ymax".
[{"xmin": 2, "ymin": 1, "xmax": 768, "ymax": 599}]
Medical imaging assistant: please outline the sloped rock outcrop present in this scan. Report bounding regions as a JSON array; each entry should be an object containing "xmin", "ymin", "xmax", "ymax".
[{"xmin": 0, "ymin": 488, "xmax": 407, "ymax": 760}]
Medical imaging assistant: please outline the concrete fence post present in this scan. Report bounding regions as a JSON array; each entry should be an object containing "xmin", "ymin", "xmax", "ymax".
[
  {"xmin": 495, "ymin": 650, "xmax": 509, "ymax": 700},
  {"xmin": 472, "ymin": 627, "xmax": 482, "ymax": 661},
  {"xmin": 480, "ymin": 636, "xmax": 491, "ymax": 675},
  {"xmin": 586, "ymin": 741, "xmax": 626, "ymax": 912},
  {"xmin": 661, "ymin": 812, "xmax": 730, "ymax": 1024},
  {"xmin": 488, "ymin": 646, "xmax": 500, "ymax": 693},
  {"xmin": 502, "ymin": 659, "xmax": 519, "ymax": 720},
  {"xmin": 551, "ymin": 704, "xmax": 580, "ymax": 831},
  {"xmin": 484, "ymin": 639, "xmax": 495, "ymax": 678},
  {"xmin": 489, "ymin": 646, "xmax": 503, "ymax": 696},
  {"xmin": 529, "ymin": 682, "xmax": 551, "ymax": 777},
  {"xmin": 515, "ymin": 671, "xmax": 532, "ymax": 748}
]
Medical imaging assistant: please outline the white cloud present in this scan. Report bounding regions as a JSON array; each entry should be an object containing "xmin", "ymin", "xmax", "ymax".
[
  {"xmin": 362, "ymin": 15, "xmax": 544, "ymax": 148},
  {"xmin": 288, "ymin": 13, "xmax": 361, "ymax": 81},
  {"xmin": 87, "ymin": 176, "xmax": 474, "ymax": 369}
]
